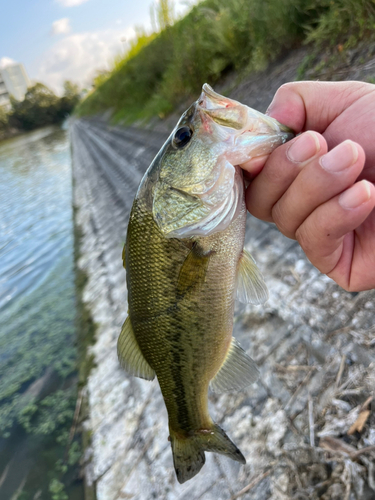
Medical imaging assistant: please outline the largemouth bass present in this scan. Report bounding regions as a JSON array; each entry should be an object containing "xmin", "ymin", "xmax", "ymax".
[{"xmin": 118, "ymin": 85, "xmax": 293, "ymax": 483}]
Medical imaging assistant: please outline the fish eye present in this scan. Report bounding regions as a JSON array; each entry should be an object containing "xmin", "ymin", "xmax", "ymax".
[{"xmin": 173, "ymin": 126, "xmax": 192, "ymax": 149}]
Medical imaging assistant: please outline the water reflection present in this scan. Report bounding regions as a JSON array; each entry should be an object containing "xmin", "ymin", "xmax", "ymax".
[{"xmin": 0, "ymin": 126, "xmax": 83, "ymax": 499}]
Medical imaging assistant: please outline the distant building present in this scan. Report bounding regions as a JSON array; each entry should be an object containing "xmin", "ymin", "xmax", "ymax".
[{"xmin": 0, "ymin": 63, "xmax": 30, "ymax": 110}]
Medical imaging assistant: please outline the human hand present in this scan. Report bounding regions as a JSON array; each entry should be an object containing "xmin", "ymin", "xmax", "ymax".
[{"xmin": 241, "ymin": 81, "xmax": 375, "ymax": 292}]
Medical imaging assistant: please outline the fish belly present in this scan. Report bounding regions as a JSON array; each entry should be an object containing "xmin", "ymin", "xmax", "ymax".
[{"xmin": 126, "ymin": 198, "xmax": 246, "ymax": 433}]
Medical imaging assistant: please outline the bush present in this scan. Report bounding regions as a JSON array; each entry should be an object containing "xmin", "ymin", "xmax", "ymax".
[
  {"xmin": 74, "ymin": 0, "xmax": 375, "ymax": 122},
  {"xmin": 0, "ymin": 106, "xmax": 9, "ymax": 132}
]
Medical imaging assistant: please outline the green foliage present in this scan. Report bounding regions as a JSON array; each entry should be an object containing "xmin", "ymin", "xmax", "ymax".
[
  {"xmin": 10, "ymin": 83, "xmax": 60, "ymax": 130},
  {"xmin": 17, "ymin": 388, "xmax": 76, "ymax": 435},
  {"xmin": 76, "ymin": 0, "xmax": 375, "ymax": 124},
  {"xmin": 59, "ymin": 81, "xmax": 81, "ymax": 117},
  {"xmin": 75, "ymin": 0, "xmax": 323, "ymax": 121},
  {"xmin": 49, "ymin": 479, "xmax": 69, "ymax": 500},
  {"xmin": 68, "ymin": 440, "xmax": 82, "ymax": 466},
  {"xmin": 77, "ymin": 27, "xmax": 173, "ymax": 121},
  {"xmin": 0, "ymin": 254, "xmax": 77, "ymax": 436},
  {"xmin": 0, "ymin": 105, "xmax": 9, "ymax": 132},
  {"xmin": 1, "ymin": 81, "xmax": 80, "ymax": 136},
  {"xmin": 150, "ymin": 0, "xmax": 175, "ymax": 32},
  {"xmin": 73, "ymin": 214, "xmax": 98, "ymax": 386},
  {"xmin": 306, "ymin": 0, "xmax": 375, "ymax": 48}
]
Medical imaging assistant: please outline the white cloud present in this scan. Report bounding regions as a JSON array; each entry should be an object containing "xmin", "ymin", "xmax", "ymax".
[
  {"xmin": 35, "ymin": 28, "xmax": 136, "ymax": 94},
  {"xmin": 0, "ymin": 57, "xmax": 17, "ymax": 69},
  {"xmin": 55, "ymin": 0, "xmax": 89, "ymax": 6},
  {"xmin": 51, "ymin": 18, "xmax": 71, "ymax": 35}
]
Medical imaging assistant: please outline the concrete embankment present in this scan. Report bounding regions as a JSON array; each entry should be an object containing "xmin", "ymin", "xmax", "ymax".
[{"xmin": 71, "ymin": 63, "xmax": 375, "ymax": 499}]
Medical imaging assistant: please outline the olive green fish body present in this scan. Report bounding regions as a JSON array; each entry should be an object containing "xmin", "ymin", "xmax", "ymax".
[
  {"xmin": 126, "ymin": 196, "xmax": 246, "ymax": 435},
  {"xmin": 118, "ymin": 84, "xmax": 294, "ymax": 483}
]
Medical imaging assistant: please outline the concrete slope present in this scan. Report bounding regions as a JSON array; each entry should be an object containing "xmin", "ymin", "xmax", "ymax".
[{"xmin": 71, "ymin": 115, "xmax": 375, "ymax": 500}]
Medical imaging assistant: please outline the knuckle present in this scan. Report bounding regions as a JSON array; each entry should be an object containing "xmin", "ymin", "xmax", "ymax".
[
  {"xmin": 271, "ymin": 202, "xmax": 295, "ymax": 239},
  {"xmin": 263, "ymin": 147, "xmax": 294, "ymax": 183},
  {"xmin": 245, "ymin": 189, "xmax": 272, "ymax": 222},
  {"xmin": 295, "ymin": 222, "xmax": 316, "ymax": 255},
  {"xmin": 275, "ymin": 82, "xmax": 297, "ymax": 96}
]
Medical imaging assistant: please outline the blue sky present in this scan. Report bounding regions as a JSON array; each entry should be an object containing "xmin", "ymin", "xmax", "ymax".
[{"xmin": 1, "ymin": 0, "xmax": 189, "ymax": 93}]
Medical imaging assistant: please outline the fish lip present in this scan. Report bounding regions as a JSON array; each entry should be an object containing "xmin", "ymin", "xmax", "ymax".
[
  {"xmin": 198, "ymin": 84, "xmax": 295, "ymax": 142},
  {"xmin": 199, "ymin": 83, "xmax": 234, "ymax": 109},
  {"xmin": 198, "ymin": 84, "xmax": 247, "ymax": 133}
]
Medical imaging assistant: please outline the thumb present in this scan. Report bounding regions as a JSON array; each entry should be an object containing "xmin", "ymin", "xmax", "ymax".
[{"xmin": 266, "ymin": 81, "xmax": 374, "ymax": 134}]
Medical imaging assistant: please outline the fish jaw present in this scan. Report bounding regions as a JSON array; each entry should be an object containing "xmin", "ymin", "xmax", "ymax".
[{"xmin": 198, "ymin": 83, "xmax": 294, "ymax": 164}]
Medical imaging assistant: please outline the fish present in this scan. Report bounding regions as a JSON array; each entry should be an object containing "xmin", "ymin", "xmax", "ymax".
[{"xmin": 117, "ymin": 84, "xmax": 293, "ymax": 483}]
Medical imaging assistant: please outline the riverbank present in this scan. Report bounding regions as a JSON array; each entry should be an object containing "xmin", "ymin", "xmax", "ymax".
[
  {"xmin": 75, "ymin": 0, "xmax": 375, "ymax": 126},
  {"xmin": 71, "ymin": 47, "xmax": 375, "ymax": 500}
]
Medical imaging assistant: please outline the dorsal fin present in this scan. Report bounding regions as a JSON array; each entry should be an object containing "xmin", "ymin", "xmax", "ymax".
[
  {"xmin": 210, "ymin": 337, "xmax": 259, "ymax": 393},
  {"xmin": 236, "ymin": 249, "xmax": 268, "ymax": 304},
  {"xmin": 117, "ymin": 316, "xmax": 155, "ymax": 380}
]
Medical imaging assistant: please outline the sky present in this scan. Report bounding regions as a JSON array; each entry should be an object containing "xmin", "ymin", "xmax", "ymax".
[{"xmin": 1, "ymin": 0, "xmax": 190, "ymax": 94}]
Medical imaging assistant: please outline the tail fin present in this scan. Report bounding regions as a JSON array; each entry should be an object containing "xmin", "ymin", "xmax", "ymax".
[{"xmin": 170, "ymin": 424, "xmax": 246, "ymax": 484}]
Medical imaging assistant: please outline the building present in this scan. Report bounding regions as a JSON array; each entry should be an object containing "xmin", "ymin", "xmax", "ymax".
[{"xmin": 0, "ymin": 62, "xmax": 30, "ymax": 110}]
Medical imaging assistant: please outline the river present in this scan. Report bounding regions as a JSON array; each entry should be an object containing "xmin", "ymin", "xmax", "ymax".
[{"xmin": 0, "ymin": 126, "xmax": 83, "ymax": 499}]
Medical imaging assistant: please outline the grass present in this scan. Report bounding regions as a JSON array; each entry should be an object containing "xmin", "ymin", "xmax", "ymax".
[
  {"xmin": 75, "ymin": 0, "xmax": 375, "ymax": 123},
  {"xmin": 71, "ymin": 206, "xmax": 98, "ymax": 500}
]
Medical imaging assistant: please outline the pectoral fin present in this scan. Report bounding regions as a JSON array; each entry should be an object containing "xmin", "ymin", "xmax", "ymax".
[
  {"xmin": 117, "ymin": 316, "xmax": 155, "ymax": 380},
  {"xmin": 177, "ymin": 244, "xmax": 211, "ymax": 297},
  {"xmin": 236, "ymin": 249, "xmax": 268, "ymax": 304},
  {"xmin": 210, "ymin": 337, "xmax": 259, "ymax": 393}
]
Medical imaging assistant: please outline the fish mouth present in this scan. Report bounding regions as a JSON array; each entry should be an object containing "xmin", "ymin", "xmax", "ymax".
[
  {"xmin": 198, "ymin": 83, "xmax": 294, "ymax": 143},
  {"xmin": 197, "ymin": 83, "xmax": 295, "ymax": 152},
  {"xmin": 198, "ymin": 84, "xmax": 248, "ymax": 131}
]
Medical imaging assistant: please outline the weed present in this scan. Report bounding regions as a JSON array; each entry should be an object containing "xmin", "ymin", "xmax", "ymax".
[{"xmin": 76, "ymin": 0, "xmax": 375, "ymax": 124}]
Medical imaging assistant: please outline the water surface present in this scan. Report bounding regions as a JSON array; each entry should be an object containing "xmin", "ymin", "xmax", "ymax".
[{"xmin": 0, "ymin": 127, "xmax": 83, "ymax": 499}]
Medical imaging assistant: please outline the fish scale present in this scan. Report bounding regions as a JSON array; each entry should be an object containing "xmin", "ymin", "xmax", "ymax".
[
  {"xmin": 126, "ymin": 196, "xmax": 245, "ymax": 431},
  {"xmin": 117, "ymin": 84, "xmax": 293, "ymax": 483}
]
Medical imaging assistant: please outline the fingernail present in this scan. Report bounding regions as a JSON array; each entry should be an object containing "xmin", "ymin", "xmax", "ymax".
[
  {"xmin": 339, "ymin": 180, "xmax": 372, "ymax": 209},
  {"xmin": 287, "ymin": 131, "xmax": 320, "ymax": 163},
  {"xmin": 320, "ymin": 140, "xmax": 358, "ymax": 172},
  {"xmin": 265, "ymin": 100, "xmax": 275, "ymax": 115}
]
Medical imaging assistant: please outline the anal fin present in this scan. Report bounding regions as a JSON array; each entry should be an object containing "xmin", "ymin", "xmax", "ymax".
[
  {"xmin": 236, "ymin": 249, "xmax": 268, "ymax": 304},
  {"xmin": 117, "ymin": 316, "xmax": 155, "ymax": 380},
  {"xmin": 210, "ymin": 337, "xmax": 259, "ymax": 393}
]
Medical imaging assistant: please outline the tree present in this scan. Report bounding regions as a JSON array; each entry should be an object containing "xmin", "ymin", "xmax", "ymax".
[
  {"xmin": 150, "ymin": 0, "xmax": 175, "ymax": 32},
  {"xmin": 10, "ymin": 83, "xmax": 60, "ymax": 130},
  {"xmin": 0, "ymin": 106, "xmax": 9, "ymax": 133},
  {"xmin": 58, "ymin": 80, "xmax": 80, "ymax": 118},
  {"xmin": 62, "ymin": 80, "xmax": 80, "ymax": 100},
  {"xmin": 8, "ymin": 81, "xmax": 80, "ymax": 131}
]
